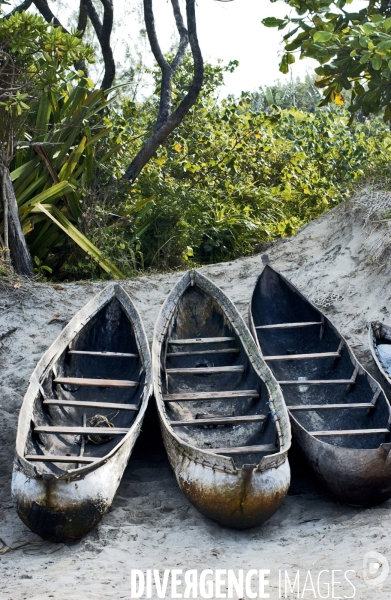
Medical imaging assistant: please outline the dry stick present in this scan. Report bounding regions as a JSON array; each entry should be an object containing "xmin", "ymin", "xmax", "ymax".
[{"xmin": 1, "ymin": 169, "xmax": 10, "ymax": 265}]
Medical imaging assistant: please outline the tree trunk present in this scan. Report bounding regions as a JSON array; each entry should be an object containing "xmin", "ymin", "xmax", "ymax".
[{"xmin": 1, "ymin": 167, "xmax": 33, "ymax": 277}]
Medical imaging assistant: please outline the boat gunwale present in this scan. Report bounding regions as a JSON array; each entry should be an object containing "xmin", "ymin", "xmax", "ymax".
[
  {"xmin": 14, "ymin": 283, "xmax": 153, "ymax": 481},
  {"xmin": 249, "ymin": 264, "xmax": 391, "ymax": 451},
  {"xmin": 152, "ymin": 269, "xmax": 291, "ymax": 473},
  {"xmin": 369, "ymin": 321, "xmax": 391, "ymax": 391}
]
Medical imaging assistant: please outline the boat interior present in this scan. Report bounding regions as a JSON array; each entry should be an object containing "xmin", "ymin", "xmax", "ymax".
[
  {"xmin": 24, "ymin": 298, "xmax": 146, "ymax": 475},
  {"xmin": 251, "ymin": 266, "xmax": 391, "ymax": 450},
  {"xmin": 372, "ymin": 321, "xmax": 391, "ymax": 378},
  {"xmin": 161, "ymin": 284, "xmax": 279, "ymax": 468}
]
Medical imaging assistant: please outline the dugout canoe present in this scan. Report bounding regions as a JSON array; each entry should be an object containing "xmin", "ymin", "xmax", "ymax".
[
  {"xmin": 249, "ymin": 264, "xmax": 391, "ymax": 506},
  {"xmin": 12, "ymin": 284, "xmax": 152, "ymax": 542},
  {"xmin": 369, "ymin": 321, "xmax": 391, "ymax": 393},
  {"xmin": 152, "ymin": 269, "xmax": 291, "ymax": 529}
]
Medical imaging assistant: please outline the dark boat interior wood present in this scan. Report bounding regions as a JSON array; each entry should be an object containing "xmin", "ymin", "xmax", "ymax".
[
  {"xmin": 153, "ymin": 270, "xmax": 290, "ymax": 529},
  {"xmin": 162, "ymin": 286, "xmax": 278, "ymax": 468},
  {"xmin": 25, "ymin": 296, "xmax": 146, "ymax": 474},
  {"xmin": 251, "ymin": 265, "xmax": 391, "ymax": 451},
  {"xmin": 250, "ymin": 264, "xmax": 391, "ymax": 507},
  {"xmin": 13, "ymin": 284, "xmax": 152, "ymax": 543}
]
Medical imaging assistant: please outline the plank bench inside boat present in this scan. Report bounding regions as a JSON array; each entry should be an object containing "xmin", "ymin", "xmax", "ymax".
[
  {"xmin": 256, "ymin": 322, "xmax": 322, "ymax": 329},
  {"xmin": 43, "ymin": 399, "xmax": 139, "ymax": 411},
  {"xmin": 53, "ymin": 377, "xmax": 139, "ymax": 387},
  {"xmin": 310, "ymin": 428, "xmax": 390, "ymax": 437},
  {"xmin": 278, "ymin": 379, "xmax": 354, "ymax": 385},
  {"xmin": 170, "ymin": 414, "xmax": 266, "ymax": 427},
  {"xmin": 68, "ymin": 350, "xmax": 139, "ymax": 358},
  {"xmin": 264, "ymin": 351, "xmax": 340, "ymax": 361},
  {"xmin": 168, "ymin": 336, "xmax": 236, "ymax": 344},
  {"xmin": 288, "ymin": 403, "xmax": 374, "ymax": 411},
  {"xmin": 167, "ymin": 348, "xmax": 240, "ymax": 357},
  {"xmin": 34, "ymin": 425, "xmax": 128, "ymax": 435},
  {"xmin": 162, "ymin": 390, "xmax": 260, "ymax": 401},
  {"xmin": 166, "ymin": 365, "xmax": 244, "ymax": 374}
]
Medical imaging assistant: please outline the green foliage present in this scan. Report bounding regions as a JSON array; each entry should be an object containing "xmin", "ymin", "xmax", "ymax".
[
  {"xmin": 9, "ymin": 77, "xmax": 123, "ymax": 279},
  {"xmin": 78, "ymin": 61, "xmax": 390, "ymax": 275},
  {"xmin": 0, "ymin": 12, "xmax": 93, "ymax": 124},
  {"xmin": 0, "ymin": 12, "xmax": 92, "ymax": 69},
  {"xmin": 251, "ymin": 73, "xmax": 323, "ymax": 112},
  {"xmin": 0, "ymin": 13, "xmax": 122, "ymax": 279},
  {"xmin": 263, "ymin": 0, "xmax": 391, "ymax": 120}
]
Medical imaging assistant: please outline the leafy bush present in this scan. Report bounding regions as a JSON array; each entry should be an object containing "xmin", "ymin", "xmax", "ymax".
[{"xmin": 76, "ymin": 61, "xmax": 389, "ymax": 276}]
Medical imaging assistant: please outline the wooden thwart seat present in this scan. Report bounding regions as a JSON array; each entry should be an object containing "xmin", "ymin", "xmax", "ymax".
[
  {"xmin": 169, "ymin": 337, "xmax": 235, "ymax": 344},
  {"xmin": 163, "ymin": 390, "xmax": 259, "ymax": 402},
  {"xmin": 68, "ymin": 350, "xmax": 138, "ymax": 358},
  {"xmin": 207, "ymin": 444, "xmax": 277, "ymax": 454},
  {"xmin": 279, "ymin": 379, "xmax": 354, "ymax": 385},
  {"xmin": 25, "ymin": 455, "xmax": 97, "ymax": 463},
  {"xmin": 264, "ymin": 352, "xmax": 340, "ymax": 361},
  {"xmin": 289, "ymin": 403, "xmax": 374, "ymax": 411},
  {"xmin": 256, "ymin": 322, "xmax": 322, "ymax": 330},
  {"xmin": 54, "ymin": 377, "xmax": 138, "ymax": 387},
  {"xmin": 34, "ymin": 426, "xmax": 128, "ymax": 435},
  {"xmin": 311, "ymin": 428, "xmax": 390, "ymax": 437},
  {"xmin": 43, "ymin": 399, "xmax": 139, "ymax": 411},
  {"xmin": 167, "ymin": 348, "xmax": 240, "ymax": 357},
  {"xmin": 167, "ymin": 366, "xmax": 244, "ymax": 374},
  {"xmin": 170, "ymin": 414, "xmax": 266, "ymax": 427}
]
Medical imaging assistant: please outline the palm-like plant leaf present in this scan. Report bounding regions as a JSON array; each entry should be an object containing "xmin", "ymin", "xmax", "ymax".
[{"xmin": 8, "ymin": 77, "xmax": 123, "ymax": 278}]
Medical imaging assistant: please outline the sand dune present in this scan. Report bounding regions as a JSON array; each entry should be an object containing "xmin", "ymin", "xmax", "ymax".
[{"xmin": 0, "ymin": 199, "xmax": 390, "ymax": 599}]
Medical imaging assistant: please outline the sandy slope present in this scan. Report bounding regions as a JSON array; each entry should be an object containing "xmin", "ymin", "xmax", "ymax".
[{"xmin": 0, "ymin": 201, "xmax": 391, "ymax": 600}]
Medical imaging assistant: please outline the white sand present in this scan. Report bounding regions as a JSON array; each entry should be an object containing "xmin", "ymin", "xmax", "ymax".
[{"xmin": 0, "ymin": 200, "xmax": 390, "ymax": 599}]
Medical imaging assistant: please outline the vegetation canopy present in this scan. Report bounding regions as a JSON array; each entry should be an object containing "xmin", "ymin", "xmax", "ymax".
[{"xmin": 0, "ymin": 0, "xmax": 389, "ymax": 280}]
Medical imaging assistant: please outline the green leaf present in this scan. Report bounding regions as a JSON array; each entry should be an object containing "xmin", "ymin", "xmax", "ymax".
[
  {"xmin": 21, "ymin": 181, "xmax": 74, "ymax": 212},
  {"xmin": 371, "ymin": 54, "xmax": 383, "ymax": 70},
  {"xmin": 262, "ymin": 17, "xmax": 287, "ymax": 28},
  {"xmin": 313, "ymin": 31, "xmax": 333, "ymax": 43},
  {"xmin": 34, "ymin": 204, "xmax": 123, "ymax": 278}
]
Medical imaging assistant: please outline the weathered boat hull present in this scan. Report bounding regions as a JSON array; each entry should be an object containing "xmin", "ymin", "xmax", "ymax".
[
  {"xmin": 161, "ymin": 425, "xmax": 290, "ymax": 529},
  {"xmin": 12, "ymin": 284, "xmax": 152, "ymax": 542},
  {"xmin": 249, "ymin": 264, "xmax": 391, "ymax": 507},
  {"xmin": 369, "ymin": 321, "xmax": 391, "ymax": 398},
  {"xmin": 153, "ymin": 270, "xmax": 291, "ymax": 529},
  {"xmin": 12, "ymin": 431, "xmax": 139, "ymax": 541},
  {"xmin": 290, "ymin": 418, "xmax": 391, "ymax": 506}
]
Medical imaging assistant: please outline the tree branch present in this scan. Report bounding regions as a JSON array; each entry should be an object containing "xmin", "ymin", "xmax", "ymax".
[
  {"xmin": 81, "ymin": 0, "xmax": 115, "ymax": 90},
  {"xmin": 32, "ymin": 0, "xmax": 70, "ymax": 33},
  {"xmin": 5, "ymin": 0, "xmax": 33, "ymax": 18},
  {"xmin": 144, "ymin": 0, "xmax": 189, "ymax": 132},
  {"xmin": 170, "ymin": 0, "xmax": 188, "ymax": 72},
  {"xmin": 81, "ymin": 0, "xmax": 102, "ymax": 38},
  {"xmin": 77, "ymin": 0, "xmax": 88, "ymax": 37},
  {"xmin": 100, "ymin": 0, "xmax": 115, "ymax": 90},
  {"xmin": 124, "ymin": 0, "xmax": 203, "ymax": 183}
]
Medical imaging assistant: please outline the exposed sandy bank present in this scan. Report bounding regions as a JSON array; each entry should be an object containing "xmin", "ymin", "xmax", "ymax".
[{"xmin": 0, "ymin": 199, "xmax": 390, "ymax": 600}]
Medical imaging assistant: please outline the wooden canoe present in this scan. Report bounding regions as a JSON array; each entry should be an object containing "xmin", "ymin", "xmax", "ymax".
[
  {"xmin": 249, "ymin": 264, "xmax": 391, "ymax": 507},
  {"xmin": 369, "ymin": 321, "xmax": 391, "ymax": 394},
  {"xmin": 152, "ymin": 269, "xmax": 291, "ymax": 529},
  {"xmin": 12, "ymin": 284, "xmax": 152, "ymax": 542}
]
